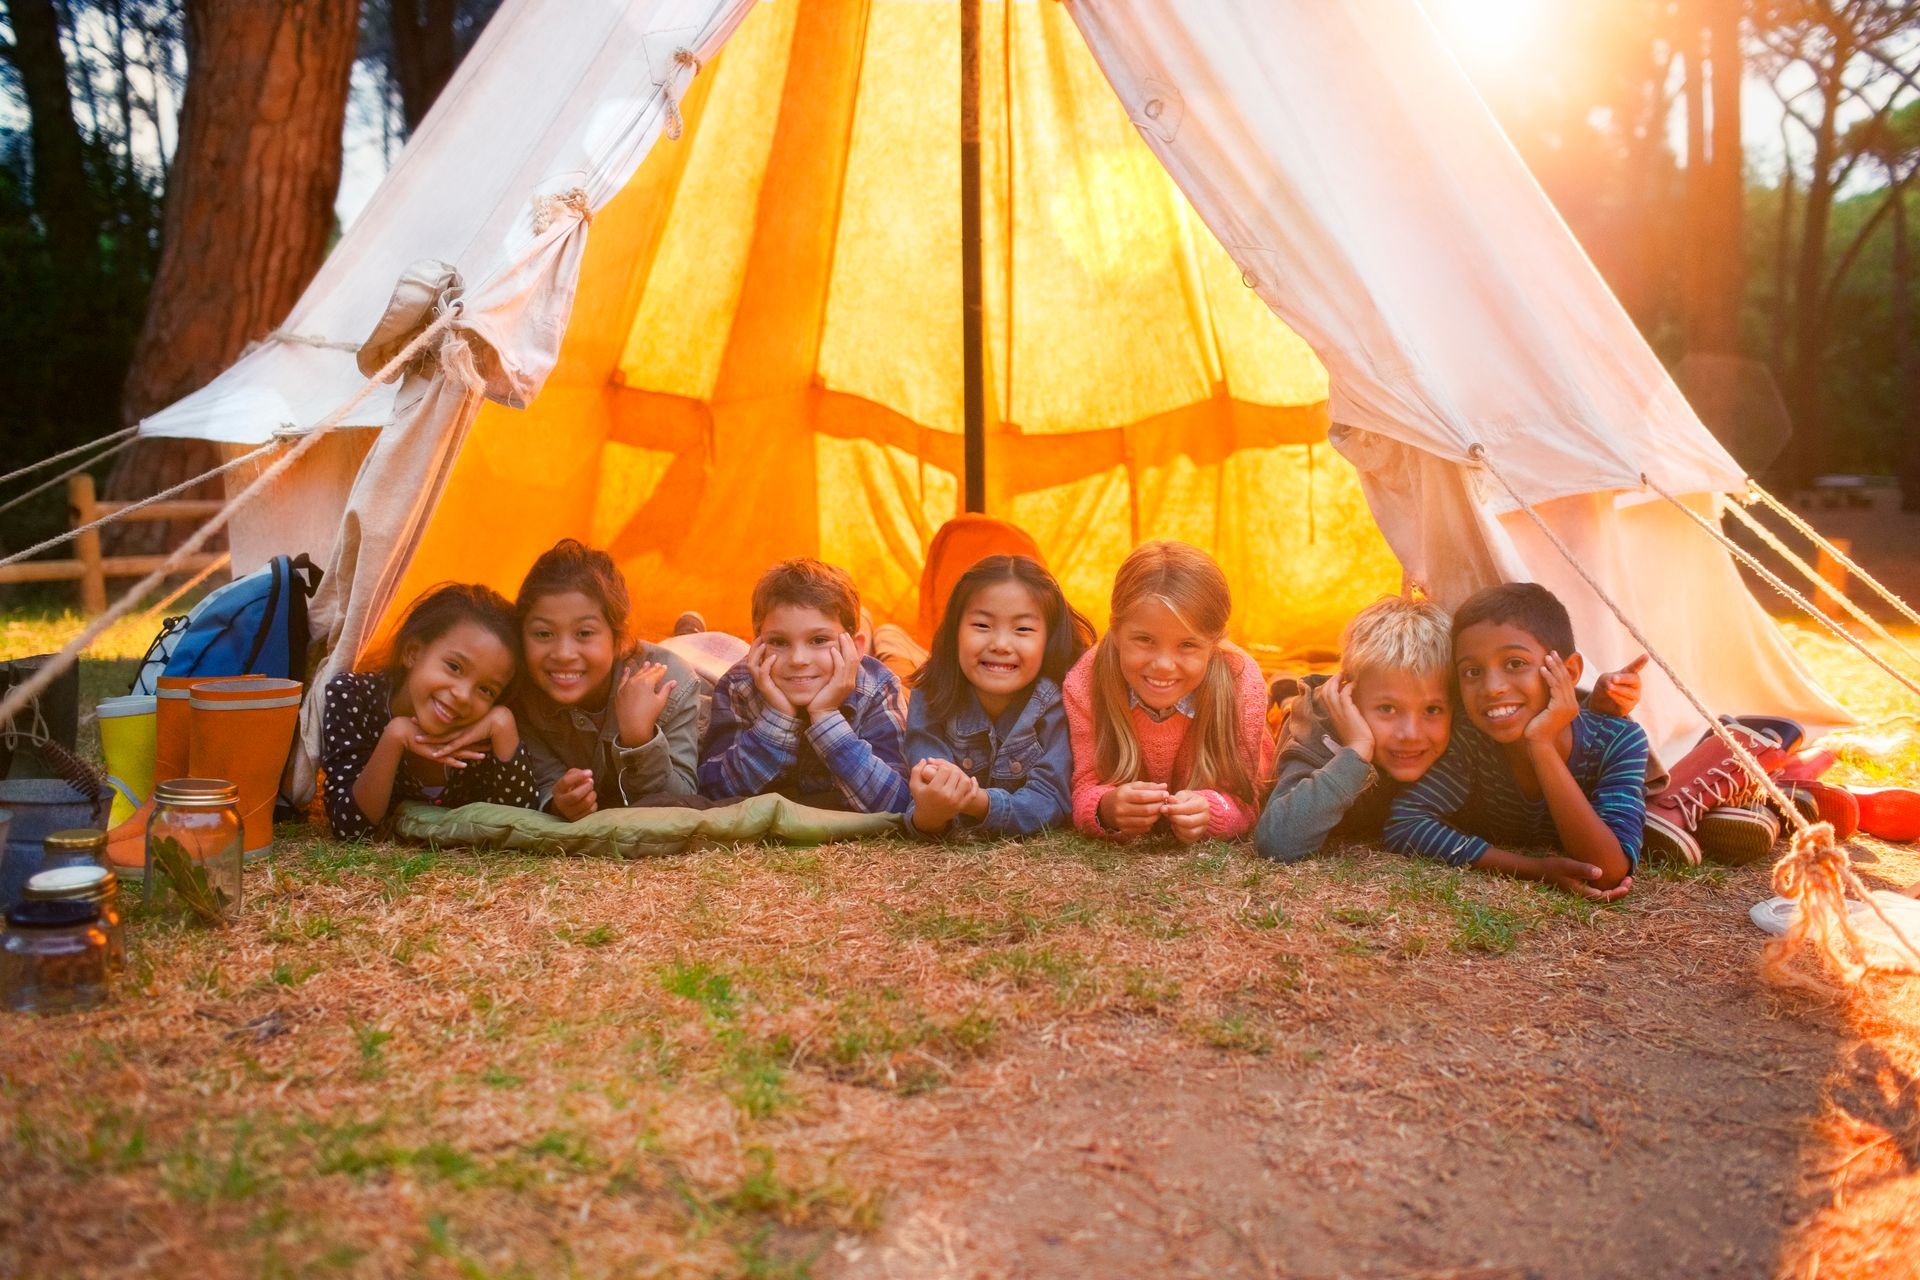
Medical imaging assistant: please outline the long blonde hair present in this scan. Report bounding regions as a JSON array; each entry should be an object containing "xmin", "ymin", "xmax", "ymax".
[{"xmin": 1089, "ymin": 541, "xmax": 1254, "ymax": 805}]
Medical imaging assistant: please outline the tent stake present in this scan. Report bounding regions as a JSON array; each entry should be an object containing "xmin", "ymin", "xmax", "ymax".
[{"xmin": 961, "ymin": 0, "xmax": 986, "ymax": 513}]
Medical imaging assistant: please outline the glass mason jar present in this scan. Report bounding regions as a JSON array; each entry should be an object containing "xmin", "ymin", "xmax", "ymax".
[
  {"xmin": 144, "ymin": 778, "xmax": 242, "ymax": 924},
  {"xmin": 1, "ymin": 900, "xmax": 108, "ymax": 1014},
  {"xmin": 41, "ymin": 828, "xmax": 107, "ymax": 873},
  {"xmin": 26, "ymin": 864, "xmax": 124, "ymax": 972}
]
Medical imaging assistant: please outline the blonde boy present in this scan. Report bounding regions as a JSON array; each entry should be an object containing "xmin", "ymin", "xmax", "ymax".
[{"xmin": 1254, "ymin": 597, "xmax": 1453, "ymax": 862}]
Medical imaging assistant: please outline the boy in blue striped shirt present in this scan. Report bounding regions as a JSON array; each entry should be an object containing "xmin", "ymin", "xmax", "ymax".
[
  {"xmin": 1384, "ymin": 583, "xmax": 1646, "ymax": 902},
  {"xmin": 698, "ymin": 558, "xmax": 910, "ymax": 814}
]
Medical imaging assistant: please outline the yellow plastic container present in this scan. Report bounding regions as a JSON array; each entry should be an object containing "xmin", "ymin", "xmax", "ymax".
[{"xmin": 95, "ymin": 696, "xmax": 157, "ymax": 827}]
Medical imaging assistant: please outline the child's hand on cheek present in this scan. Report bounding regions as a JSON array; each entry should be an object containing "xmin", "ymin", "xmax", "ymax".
[
  {"xmin": 1099, "ymin": 780, "xmax": 1169, "ymax": 835},
  {"xmin": 615, "ymin": 661, "xmax": 677, "ymax": 746},
  {"xmin": 807, "ymin": 634, "xmax": 860, "ymax": 715},
  {"xmin": 747, "ymin": 641, "xmax": 795, "ymax": 717},
  {"xmin": 550, "ymin": 767, "xmax": 599, "ymax": 822},
  {"xmin": 1164, "ymin": 790, "xmax": 1212, "ymax": 843},
  {"xmin": 1325, "ymin": 674, "xmax": 1376, "ymax": 763},
  {"xmin": 1524, "ymin": 651, "xmax": 1581, "ymax": 747}
]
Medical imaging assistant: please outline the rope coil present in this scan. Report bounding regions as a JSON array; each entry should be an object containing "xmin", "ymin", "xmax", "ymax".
[
  {"xmin": 1465, "ymin": 444, "xmax": 1920, "ymax": 985},
  {"xmin": 661, "ymin": 47, "xmax": 703, "ymax": 141}
]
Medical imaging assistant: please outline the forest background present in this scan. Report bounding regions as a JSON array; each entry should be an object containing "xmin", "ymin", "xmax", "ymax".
[{"xmin": 1, "ymin": 0, "xmax": 1917, "ymax": 560}]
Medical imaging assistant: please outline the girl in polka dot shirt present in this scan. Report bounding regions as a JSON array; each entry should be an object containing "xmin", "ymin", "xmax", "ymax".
[{"xmin": 321, "ymin": 583, "xmax": 539, "ymax": 838}]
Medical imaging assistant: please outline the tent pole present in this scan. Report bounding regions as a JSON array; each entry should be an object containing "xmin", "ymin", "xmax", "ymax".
[{"xmin": 960, "ymin": 0, "xmax": 986, "ymax": 513}]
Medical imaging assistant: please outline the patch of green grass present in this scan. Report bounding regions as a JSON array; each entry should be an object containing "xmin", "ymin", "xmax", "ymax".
[
  {"xmin": 1194, "ymin": 1009, "xmax": 1271, "ymax": 1056},
  {"xmin": 1241, "ymin": 901, "xmax": 1291, "ymax": 930},
  {"xmin": 724, "ymin": 1034, "xmax": 795, "ymax": 1118},
  {"xmin": 559, "ymin": 922, "xmax": 618, "ymax": 947},
  {"xmin": 269, "ymin": 960, "xmax": 318, "ymax": 988},
  {"xmin": 1331, "ymin": 905, "xmax": 1385, "ymax": 928},
  {"xmin": 163, "ymin": 1123, "xmax": 274, "ymax": 1203},
  {"xmin": 966, "ymin": 944, "xmax": 1091, "ymax": 1000},
  {"xmin": 661, "ymin": 957, "xmax": 741, "ymax": 1022},
  {"xmin": 1447, "ymin": 895, "xmax": 1523, "ymax": 954},
  {"xmin": 350, "ymin": 1020, "xmax": 394, "ymax": 1079},
  {"xmin": 1119, "ymin": 966, "xmax": 1182, "ymax": 1008},
  {"xmin": 814, "ymin": 999, "xmax": 997, "ymax": 1093}
]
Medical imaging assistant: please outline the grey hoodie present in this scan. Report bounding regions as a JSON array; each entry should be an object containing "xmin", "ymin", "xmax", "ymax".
[{"xmin": 1253, "ymin": 674, "xmax": 1400, "ymax": 863}]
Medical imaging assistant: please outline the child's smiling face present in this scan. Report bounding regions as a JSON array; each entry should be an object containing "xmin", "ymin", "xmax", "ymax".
[
  {"xmin": 1116, "ymin": 598, "xmax": 1212, "ymax": 712},
  {"xmin": 956, "ymin": 579, "xmax": 1047, "ymax": 714},
  {"xmin": 757, "ymin": 604, "xmax": 852, "ymax": 705},
  {"xmin": 397, "ymin": 621, "xmax": 514, "ymax": 735},
  {"xmin": 1453, "ymin": 620, "xmax": 1578, "ymax": 745},
  {"xmin": 1352, "ymin": 668, "xmax": 1451, "ymax": 782},
  {"xmin": 521, "ymin": 590, "xmax": 617, "ymax": 707}
]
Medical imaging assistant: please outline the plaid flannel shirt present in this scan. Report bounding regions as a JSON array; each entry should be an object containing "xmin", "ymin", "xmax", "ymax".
[{"xmin": 697, "ymin": 654, "xmax": 910, "ymax": 814}]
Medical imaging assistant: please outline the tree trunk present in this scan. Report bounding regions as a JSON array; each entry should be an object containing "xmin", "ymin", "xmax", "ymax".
[
  {"xmin": 6, "ymin": 0, "xmax": 100, "ymax": 281},
  {"xmin": 1894, "ymin": 196, "xmax": 1920, "ymax": 510},
  {"xmin": 1685, "ymin": 0, "xmax": 1744, "ymax": 355},
  {"xmin": 111, "ymin": 0, "xmax": 361, "ymax": 551},
  {"xmin": 1778, "ymin": 57, "xmax": 1847, "ymax": 487},
  {"xmin": 388, "ymin": 0, "xmax": 459, "ymax": 133}
]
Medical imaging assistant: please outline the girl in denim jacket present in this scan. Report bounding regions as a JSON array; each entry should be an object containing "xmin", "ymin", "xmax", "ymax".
[{"xmin": 903, "ymin": 556, "xmax": 1094, "ymax": 836}]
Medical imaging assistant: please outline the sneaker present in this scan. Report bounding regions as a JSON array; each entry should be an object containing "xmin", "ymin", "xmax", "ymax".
[
  {"xmin": 671, "ymin": 610, "xmax": 706, "ymax": 637},
  {"xmin": 1856, "ymin": 787, "xmax": 1920, "ymax": 842},
  {"xmin": 1781, "ymin": 780, "xmax": 1860, "ymax": 840},
  {"xmin": 1779, "ymin": 748, "xmax": 1837, "ymax": 783},
  {"xmin": 1696, "ymin": 801, "xmax": 1782, "ymax": 865},
  {"xmin": 1642, "ymin": 723, "xmax": 1788, "ymax": 865}
]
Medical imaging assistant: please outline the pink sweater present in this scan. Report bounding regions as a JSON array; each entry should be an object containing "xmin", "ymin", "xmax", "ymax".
[{"xmin": 1063, "ymin": 644, "xmax": 1272, "ymax": 840}]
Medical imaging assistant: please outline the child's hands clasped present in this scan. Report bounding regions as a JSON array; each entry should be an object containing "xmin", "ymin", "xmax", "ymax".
[
  {"xmin": 910, "ymin": 758, "xmax": 984, "ymax": 831},
  {"xmin": 1163, "ymin": 789, "xmax": 1212, "ymax": 844},
  {"xmin": 1539, "ymin": 855, "xmax": 1634, "ymax": 903},
  {"xmin": 1524, "ymin": 651, "xmax": 1581, "ymax": 747},
  {"xmin": 418, "ymin": 706, "xmax": 520, "ymax": 768},
  {"xmin": 1325, "ymin": 673, "xmax": 1376, "ymax": 763},
  {"xmin": 1099, "ymin": 780, "xmax": 1169, "ymax": 835},
  {"xmin": 550, "ymin": 767, "xmax": 598, "ymax": 822},
  {"xmin": 615, "ymin": 661, "xmax": 677, "ymax": 747}
]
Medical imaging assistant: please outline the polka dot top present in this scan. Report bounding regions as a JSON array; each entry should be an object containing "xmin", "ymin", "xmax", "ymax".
[{"xmin": 321, "ymin": 670, "xmax": 539, "ymax": 839}]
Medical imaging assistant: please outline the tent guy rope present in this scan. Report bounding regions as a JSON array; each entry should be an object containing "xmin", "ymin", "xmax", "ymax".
[
  {"xmin": 0, "ymin": 304, "xmax": 470, "ymax": 738},
  {"xmin": 1748, "ymin": 481, "xmax": 1920, "ymax": 630},
  {"xmin": 0, "ymin": 430, "xmax": 142, "ymax": 519},
  {"xmin": 1467, "ymin": 444, "xmax": 1920, "ymax": 986},
  {"xmin": 0, "ymin": 424, "xmax": 140, "ymax": 488},
  {"xmin": 0, "ymin": 442, "xmax": 281, "ymax": 573},
  {"xmin": 1643, "ymin": 478, "xmax": 1920, "ymax": 702},
  {"xmin": 1724, "ymin": 499, "xmax": 1920, "ymax": 678}
]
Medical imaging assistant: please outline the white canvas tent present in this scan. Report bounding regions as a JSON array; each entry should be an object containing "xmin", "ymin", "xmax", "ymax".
[{"xmin": 134, "ymin": 0, "xmax": 1849, "ymax": 793}]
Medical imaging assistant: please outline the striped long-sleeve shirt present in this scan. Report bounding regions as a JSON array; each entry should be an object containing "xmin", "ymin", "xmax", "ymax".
[
  {"xmin": 1383, "ymin": 710, "xmax": 1649, "ymax": 869},
  {"xmin": 697, "ymin": 654, "xmax": 910, "ymax": 814}
]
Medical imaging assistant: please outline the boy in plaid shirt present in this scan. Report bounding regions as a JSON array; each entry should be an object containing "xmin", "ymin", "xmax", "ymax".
[{"xmin": 698, "ymin": 559, "xmax": 910, "ymax": 813}]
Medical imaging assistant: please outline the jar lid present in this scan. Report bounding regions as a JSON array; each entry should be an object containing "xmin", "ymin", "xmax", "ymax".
[
  {"xmin": 26, "ymin": 864, "xmax": 116, "ymax": 901},
  {"xmin": 154, "ymin": 777, "xmax": 240, "ymax": 807},
  {"xmin": 43, "ymin": 828, "xmax": 107, "ymax": 853},
  {"xmin": 5, "ymin": 900, "xmax": 100, "ymax": 928}
]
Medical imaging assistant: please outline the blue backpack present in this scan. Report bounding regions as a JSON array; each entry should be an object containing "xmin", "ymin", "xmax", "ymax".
[{"xmin": 131, "ymin": 555, "xmax": 323, "ymax": 695}]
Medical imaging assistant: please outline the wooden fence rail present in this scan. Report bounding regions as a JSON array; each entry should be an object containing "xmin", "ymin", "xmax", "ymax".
[{"xmin": 0, "ymin": 474, "xmax": 225, "ymax": 612}]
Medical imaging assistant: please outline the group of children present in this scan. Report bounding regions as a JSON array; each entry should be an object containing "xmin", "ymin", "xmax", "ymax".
[{"xmin": 321, "ymin": 535, "xmax": 1687, "ymax": 899}]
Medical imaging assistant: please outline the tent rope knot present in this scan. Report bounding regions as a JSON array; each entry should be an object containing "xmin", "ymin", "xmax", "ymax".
[
  {"xmin": 532, "ymin": 188, "xmax": 593, "ymax": 235},
  {"xmin": 661, "ymin": 48, "xmax": 703, "ymax": 141}
]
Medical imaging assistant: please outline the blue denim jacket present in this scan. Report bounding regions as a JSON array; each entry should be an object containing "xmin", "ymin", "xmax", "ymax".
[{"xmin": 902, "ymin": 677, "xmax": 1072, "ymax": 837}]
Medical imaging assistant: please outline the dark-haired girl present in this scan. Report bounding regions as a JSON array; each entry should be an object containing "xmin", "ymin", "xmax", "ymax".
[
  {"xmin": 903, "ymin": 555, "xmax": 1094, "ymax": 836},
  {"xmin": 321, "ymin": 583, "xmax": 537, "ymax": 838},
  {"xmin": 514, "ymin": 539, "xmax": 703, "ymax": 819}
]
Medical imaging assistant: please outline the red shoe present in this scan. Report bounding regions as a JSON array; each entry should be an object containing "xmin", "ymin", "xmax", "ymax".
[
  {"xmin": 1855, "ymin": 788, "xmax": 1920, "ymax": 842},
  {"xmin": 1778, "ymin": 749, "xmax": 1837, "ymax": 783},
  {"xmin": 1643, "ymin": 723, "xmax": 1789, "ymax": 865},
  {"xmin": 1782, "ymin": 781, "xmax": 1860, "ymax": 841}
]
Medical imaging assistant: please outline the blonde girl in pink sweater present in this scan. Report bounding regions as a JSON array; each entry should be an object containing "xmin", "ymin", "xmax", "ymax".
[{"xmin": 1065, "ymin": 541, "xmax": 1271, "ymax": 842}]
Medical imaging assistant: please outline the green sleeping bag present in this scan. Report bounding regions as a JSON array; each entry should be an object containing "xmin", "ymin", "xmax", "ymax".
[{"xmin": 392, "ymin": 795, "xmax": 901, "ymax": 859}]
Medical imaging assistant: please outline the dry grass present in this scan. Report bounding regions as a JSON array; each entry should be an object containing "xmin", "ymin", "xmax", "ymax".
[{"xmin": 0, "ymin": 615, "xmax": 1915, "ymax": 1278}]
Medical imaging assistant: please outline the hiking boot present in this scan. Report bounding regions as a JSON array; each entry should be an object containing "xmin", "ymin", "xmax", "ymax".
[
  {"xmin": 1642, "ymin": 723, "xmax": 1787, "ymax": 865},
  {"xmin": 1781, "ymin": 780, "xmax": 1860, "ymax": 841},
  {"xmin": 1779, "ymin": 748, "xmax": 1837, "ymax": 783},
  {"xmin": 1856, "ymin": 787, "xmax": 1920, "ymax": 842},
  {"xmin": 1696, "ymin": 801, "xmax": 1781, "ymax": 866}
]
